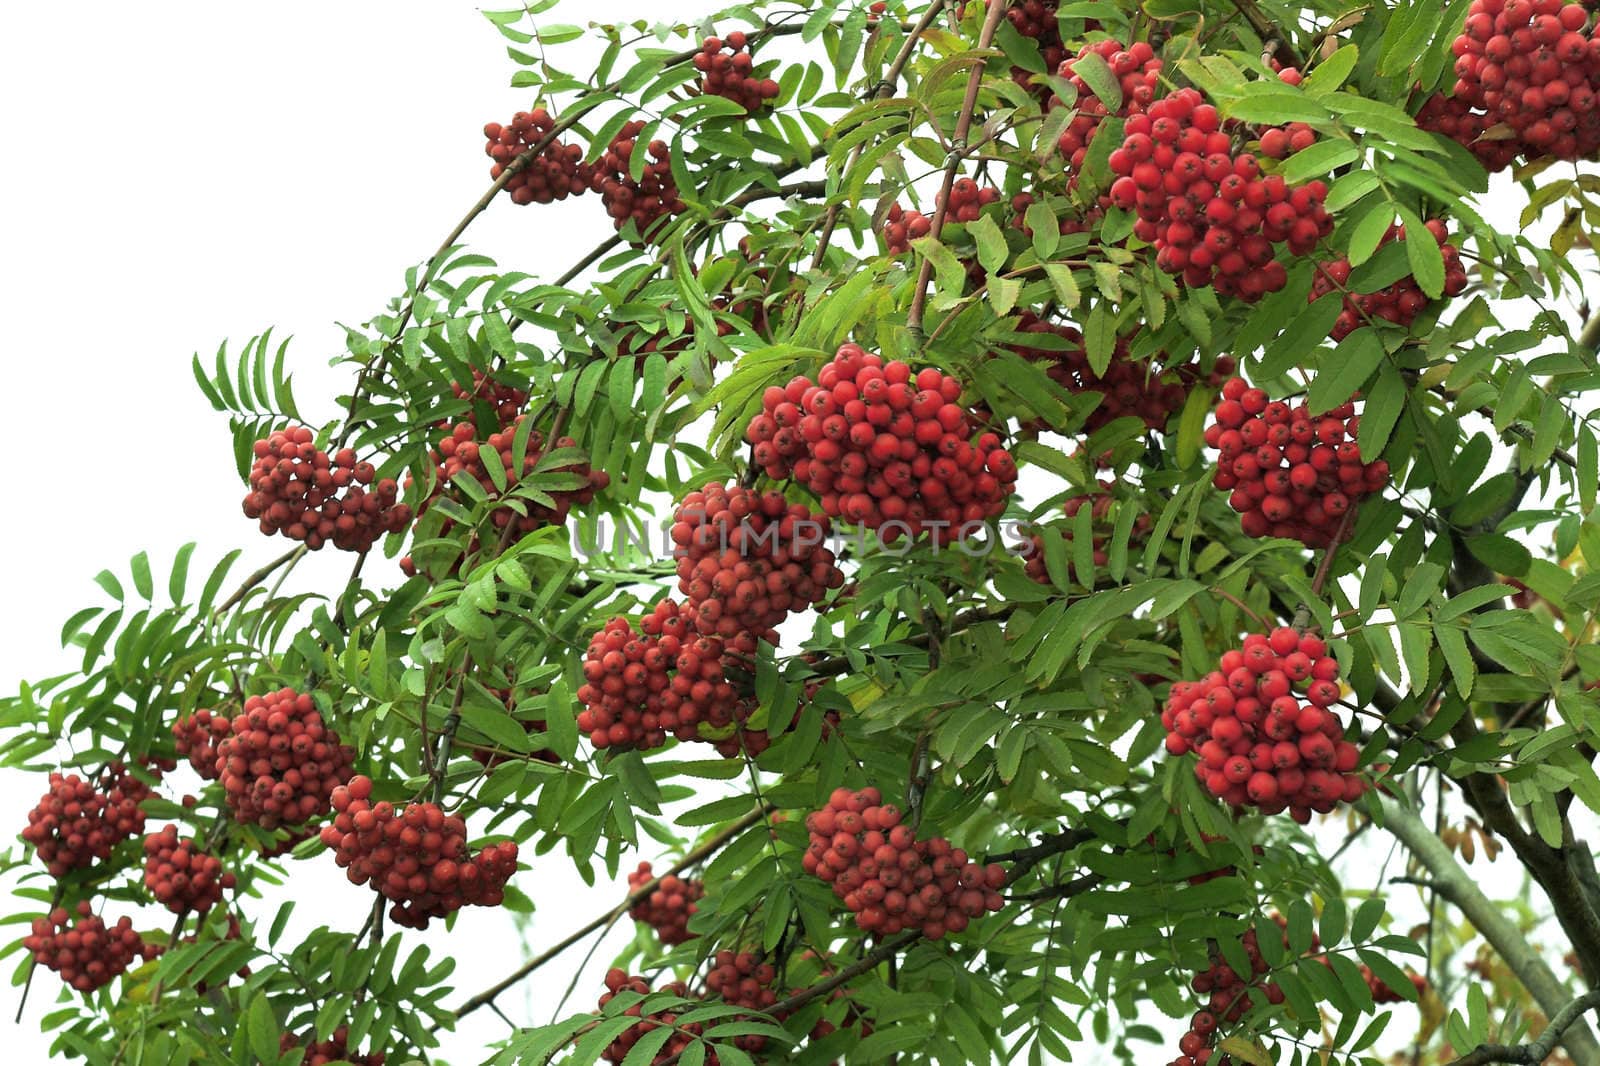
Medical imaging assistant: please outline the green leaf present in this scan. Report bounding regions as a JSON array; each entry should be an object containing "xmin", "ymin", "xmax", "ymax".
[
  {"xmin": 1398, "ymin": 206, "xmax": 1446, "ymax": 298},
  {"xmin": 1281, "ymin": 139, "xmax": 1360, "ymax": 183},
  {"xmin": 1085, "ymin": 304, "xmax": 1115, "ymax": 377},
  {"xmin": 1258, "ymin": 294, "xmax": 1341, "ymax": 378},
  {"xmin": 1348, "ymin": 202, "xmax": 1396, "ymax": 267},
  {"xmin": 969, "ymin": 214, "xmax": 1008, "ymax": 274},
  {"xmin": 1358, "ymin": 365, "xmax": 1407, "ymax": 458},
  {"xmin": 247, "ymin": 993, "xmax": 279, "ymax": 1064},
  {"xmin": 1309, "ymin": 328, "xmax": 1385, "ymax": 414},
  {"xmin": 1067, "ymin": 50, "xmax": 1122, "ymax": 113},
  {"xmin": 1303, "ymin": 46, "xmax": 1359, "ymax": 94}
]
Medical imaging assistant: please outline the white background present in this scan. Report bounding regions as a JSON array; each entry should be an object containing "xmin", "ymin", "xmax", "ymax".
[{"xmin": 1, "ymin": 2, "xmax": 1594, "ymax": 1064}]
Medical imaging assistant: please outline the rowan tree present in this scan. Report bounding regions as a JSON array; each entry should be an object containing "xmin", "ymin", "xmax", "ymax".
[{"xmin": 7, "ymin": 1, "xmax": 1600, "ymax": 1064}]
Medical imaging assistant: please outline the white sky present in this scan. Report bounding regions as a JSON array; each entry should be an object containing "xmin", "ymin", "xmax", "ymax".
[{"xmin": 2, "ymin": 2, "xmax": 1595, "ymax": 1064}]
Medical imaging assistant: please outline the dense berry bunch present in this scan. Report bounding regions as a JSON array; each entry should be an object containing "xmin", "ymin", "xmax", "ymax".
[
  {"xmin": 242, "ymin": 427, "xmax": 411, "ymax": 552},
  {"xmin": 626, "ymin": 862, "xmax": 703, "ymax": 945},
  {"xmin": 746, "ymin": 345, "xmax": 1018, "ymax": 543},
  {"xmin": 172, "ymin": 708, "xmax": 230, "ymax": 780},
  {"xmin": 215, "ymin": 688, "xmax": 355, "ymax": 830},
  {"xmin": 484, "ymin": 108, "xmax": 595, "ymax": 205},
  {"xmin": 1162, "ymin": 626, "xmax": 1366, "ymax": 821},
  {"xmin": 1052, "ymin": 39, "xmax": 1161, "ymax": 170},
  {"xmin": 23, "ymin": 765, "xmax": 155, "ymax": 877},
  {"xmin": 591, "ymin": 121, "xmax": 687, "ymax": 240},
  {"xmin": 576, "ymin": 600, "xmax": 748, "ymax": 752},
  {"xmin": 1023, "ymin": 482, "xmax": 1153, "ymax": 583},
  {"xmin": 321, "ymin": 775, "xmax": 519, "ymax": 929},
  {"xmin": 1109, "ymin": 89, "xmax": 1334, "ymax": 301},
  {"xmin": 940, "ymin": 177, "xmax": 1002, "ymax": 223},
  {"xmin": 671, "ymin": 482, "xmax": 844, "ymax": 649},
  {"xmin": 596, "ymin": 970, "xmax": 699, "ymax": 1065},
  {"xmin": 1415, "ymin": 92, "xmax": 1523, "ymax": 171},
  {"xmin": 1167, "ymin": 921, "xmax": 1297, "ymax": 1065},
  {"xmin": 694, "ymin": 32, "xmax": 780, "ymax": 112},
  {"xmin": 882, "ymin": 202, "xmax": 932, "ymax": 255},
  {"xmin": 279, "ymin": 1029, "xmax": 387, "ymax": 1066},
  {"xmin": 1205, "ymin": 379, "xmax": 1389, "ymax": 546},
  {"xmin": 704, "ymin": 951, "xmax": 782, "ymax": 1052},
  {"xmin": 1448, "ymin": 0, "xmax": 1600, "ymax": 163},
  {"xmin": 143, "ymin": 826, "xmax": 234, "ymax": 914},
  {"xmin": 802, "ymin": 787, "xmax": 1006, "ymax": 938},
  {"xmin": 1009, "ymin": 314, "xmax": 1237, "ymax": 436},
  {"xmin": 1311, "ymin": 219, "xmax": 1470, "ymax": 340},
  {"xmin": 24, "ymin": 902, "xmax": 154, "ymax": 993}
]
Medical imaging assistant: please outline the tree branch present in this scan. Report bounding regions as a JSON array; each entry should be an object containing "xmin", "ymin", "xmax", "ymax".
[
  {"xmin": 810, "ymin": 0, "xmax": 950, "ymax": 270},
  {"xmin": 905, "ymin": 0, "xmax": 1004, "ymax": 342},
  {"xmin": 1444, "ymin": 991, "xmax": 1600, "ymax": 1066},
  {"xmin": 448, "ymin": 805, "xmax": 774, "ymax": 1021},
  {"xmin": 1379, "ymin": 794, "xmax": 1600, "ymax": 1066}
]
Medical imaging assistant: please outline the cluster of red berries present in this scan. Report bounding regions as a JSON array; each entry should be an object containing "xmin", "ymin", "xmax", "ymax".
[
  {"xmin": 746, "ymin": 345, "xmax": 1018, "ymax": 543},
  {"xmin": 1022, "ymin": 482, "xmax": 1153, "ymax": 583},
  {"xmin": 802, "ymin": 787, "xmax": 1006, "ymax": 938},
  {"xmin": 142, "ymin": 825, "xmax": 234, "ymax": 915},
  {"xmin": 1010, "ymin": 314, "xmax": 1237, "ymax": 437},
  {"xmin": 1257, "ymin": 121, "xmax": 1318, "ymax": 159},
  {"xmin": 592, "ymin": 120, "xmax": 687, "ymax": 241},
  {"xmin": 671, "ymin": 482, "xmax": 844, "ymax": 651},
  {"xmin": 484, "ymin": 108, "xmax": 595, "ymax": 205},
  {"xmin": 1205, "ymin": 379, "xmax": 1389, "ymax": 547},
  {"xmin": 1110, "ymin": 89, "xmax": 1334, "ymax": 301},
  {"xmin": 704, "ymin": 950, "xmax": 783, "ymax": 1053},
  {"xmin": 1162, "ymin": 627, "xmax": 1366, "ymax": 821},
  {"xmin": 1052, "ymin": 39, "xmax": 1161, "ymax": 171},
  {"xmin": 1415, "ymin": 92, "xmax": 1523, "ymax": 171},
  {"xmin": 173, "ymin": 708, "xmax": 230, "ymax": 780},
  {"xmin": 882, "ymin": 179, "xmax": 1000, "ymax": 255},
  {"xmin": 694, "ymin": 32, "xmax": 780, "ymax": 112},
  {"xmin": 279, "ymin": 1029, "xmax": 386, "ymax": 1066},
  {"xmin": 626, "ymin": 861, "xmax": 703, "ymax": 945},
  {"xmin": 24, "ymin": 902, "xmax": 155, "ymax": 994},
  {"xmin": 1448, "ymin": 0, "xmax": 1600, "ymax": 164},
  {"xmin": 576, "ymin": 599, "xmax": 751, "ymax": 753},
  {"xmin": 1311, "ymin": 219, "xmax": 1469, "ymax": 340},
  {"xmin": 321, "ymin": 775, "xmax": 519, "ymax": 929},
  {"xmin": 596, "ymin": 970, "xmax": 698, "ymax": 1065},
  {"xmin": 242, "ymin": 427, "xmax": 411, "ymax": 553},
  {"xmin": 881, "ymin": 202, "xmax": 932, "ymax": 255},
  {"xmin": 215, "ymin": 688, "xmax": 356, "ymax": 830},
  {"xmin": 22, "ymin": 764, "xmax": 155, "ymax": 877},
  {"xmin": 1167, "ymin": 921, "xmax": 1297, "ymax": 1065}
]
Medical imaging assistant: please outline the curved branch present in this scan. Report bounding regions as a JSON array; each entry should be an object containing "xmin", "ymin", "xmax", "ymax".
[
  {"xmin": 1445, "ymin": 991, "xmax": 1600, "ymax": 1066},
  {"xmin": 1379, "ymin": 794, "xmax": 1600, "ymax": 1066}
]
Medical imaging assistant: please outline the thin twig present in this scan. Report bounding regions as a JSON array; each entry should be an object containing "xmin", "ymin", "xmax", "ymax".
[
  {"xmin": 905, "ymin": 0, "xmax": 1004, "ymax": 343},
  {"xmin": 810, "ymin": 0, "xmax": 950, "ymax": 270},
  {"xmin": 448, "ymin": 805, "xmax": 774, "ymax": 1022}
]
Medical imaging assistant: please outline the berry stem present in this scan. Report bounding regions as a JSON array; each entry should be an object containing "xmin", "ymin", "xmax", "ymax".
[{"xmin": 905, "ymin": 0, "xmax": 1005, "ymax": 343}]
